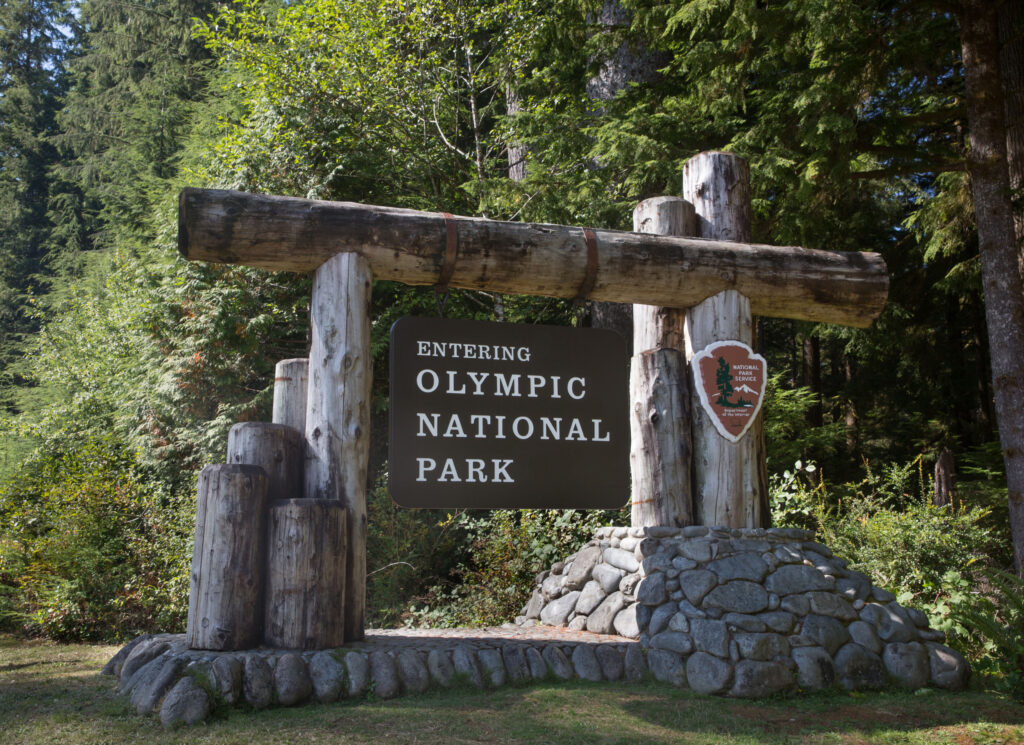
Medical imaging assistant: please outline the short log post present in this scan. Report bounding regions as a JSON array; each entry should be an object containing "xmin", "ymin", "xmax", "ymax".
[
  {"xmin": 264, "ymin": 499, "xmax": 347, "ymax": 649},
  {"xmin": 682, "ymin": 151, "xmax": 769, "ymax": 528},
  {"xmin": 227, "ymin": 422, "xmax": 304, "ymax": 501},
  {"xmin": 187, "ymin": 464, "xmax": 269, "ymax": 650},
  {"xmin": 305, "ymin": 251, "xmax": 373, "ymax": 642},
  {"xmin": 273, "ymin": 358, "xmax": 309, "ymax": 432},
  {"xmin": 630, "ymin": 349, "xmax": 694, "ymax": 527},
  {"xmin": 630, "ymin": 196, "xmax": 696, "ymax": 527}
]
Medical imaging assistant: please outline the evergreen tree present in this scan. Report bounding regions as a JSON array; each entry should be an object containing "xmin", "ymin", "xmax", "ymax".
[{"xmin": 0, "ymin": 0, "xmax": 73, "ymax": 412}]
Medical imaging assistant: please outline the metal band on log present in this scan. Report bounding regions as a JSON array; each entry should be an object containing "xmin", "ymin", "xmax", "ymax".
[
  {"xmin": 186, "ymin": 464, "xmax": 269, "ymax": 650},
  {"xmin": 178, "ymin": 188, "xmax": 889, "ymax": 328}
]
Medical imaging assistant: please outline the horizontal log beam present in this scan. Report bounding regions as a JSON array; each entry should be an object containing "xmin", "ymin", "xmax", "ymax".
[{"xmin": 178, "ymin": 188, "xmax": 889, "ymax": 328}]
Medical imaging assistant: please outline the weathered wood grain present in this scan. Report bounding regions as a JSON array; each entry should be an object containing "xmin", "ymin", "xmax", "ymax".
[
  {"xmin": 263, "ymin": 499, "xmax": 347, "ymax": 650},
  {"xmin": 683, "ymin": 152, "xmax": 769, "ymax": 529},
  {"xmin": 178, "ymin": 188, "xmax": 888, "ymax": 328},
  {"xmin": 630, "ymin": 349, "xmax": 695, "ymax": 528},
  {"xmin": 304, "ymin": 252, "xmax": 372, "ymax": 642},
  {"xmin": 227, "ymin": 422, "xmax": 304, "ymax": 502},
  {"xmin": 186, "ymin": 464, "xmax": 269, "ymax": 651},
  {"xmin": 272, "ymin": 358, "xmax": 309, "ymax": 433}
]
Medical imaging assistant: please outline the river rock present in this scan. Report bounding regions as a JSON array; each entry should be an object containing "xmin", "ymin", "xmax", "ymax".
[
  {"xmin": 604, "ymin": 547, "xmax": 640, "ymax": 572},
  {"xmin": 730, "ymin": 660, "xmax": 794, "ymax": 698},
  {"xmin": 576, "ymin": 581, "xmax": 607, "ymax": 615},
  {"xmin": 309, "ymin": 651, "xmax": 346, "ymax": 703},
  {"xmin": 571, "ymin": 645, "xmax": 603, "ymax": 681},
  {"xmin": 691, "ymin": 618, "xmax": 730, "ymax": 658},
  {"xmin": 882, "ymin": 642, "xmax": 929, "ymax": 690},
  {"xmin": 542, "ymin": 645, "xmax": 574, "ymax": 680},
  {"xmin": 686, "ymin": 651, "xmax": 733, "ymax": 695},
  {"xmin": 734, "ymin": 632, "xmax": 790, "ymax": 661},
  {"xmin": 159, "ymin": 676, "xmax": 211, "ymax": 727},
  {"xmin": 650, "ymin": 631, "xmax": 694, "ymax": 655},
  {"xmin": 427, "ymin": 649, "xmax": 455, "ymax": 687},
  {"xmin": 502, "ymin": 645, "xmax": 530, "ymax": 684},
  {"xmin": 791, "ymin": 646, "xmax": 835, "ymax": 690},
  {"xmin": 587, "ymin": 591, "xmax": 626, "ymax": 634},
  {"xmin": 648, "ymin": 649, "xmax": 687, "ymax": 687},
  {"xmin": 541, "ymin": 591, "xmax": 581, "ymax": 626},
  {"xmin": 926, "ymin": 642, "xmax": 969, "ymax": 690},
  {"xmin": 131, "ymin": 655, "xmax": 185, "ymax": 715},
  {"xmin": 704, "ymin": 581, "xmax": 769, "ymax": 614},
  {"xmin": 648, "ymin": 604, "xmax": 676, "ymax": 635},
  {"xmin": 834, "ymin": 643, "xmax": 886, "ymax": 690},
  {"xmin": 274, "ymin": 653, "xmax": 312, "ymax": 706},
  {"xmin": 613, "ymin": 604, "xmax": 649, "ymax": 638},
  {"xmin": 679, "ymin": 570, "xmax": 718, "ymax": 605},
  {"xmin": 707, "ymin": 554, "xmax": 769, "ymax": 583},
  {"xmin": 369, "ymin": 651, "xmax": 401, "ymax": 699},
  {"xmin": 765, "ymin": 565, "xmax": 834, "ymax": 595},
  {"xmin": 593, "ymin": 563, "xmax": 625, "ymax": 594},
  {"xmin": 344, "ymin": 651, "xmax": 370, "ymax": 697},
  {"xmin": 636, "ymin": 573, "xmax": 667, "ymax": 605},
  {"xmin": 243, "ymin": 654, "xmax": 274, "ymax": 709},
  {"xmin": 801, "ymin": 615, "xmax": 850, "ymax": 656},
  {"xmin": 397, "ymin": 650, "xmax": 430, "ymax": 693},
  {"xmin": 565, "ymin": 545, "xmax": 603, "ymax": 589},
  {"xmin": 452, "ymin": 645, "xmax": 484, "ymax": 688},
  {"xmin": 847, "ymin": 620, "xmax": 882, "ymax": 655},
  {"xmin": 478, "ymin": 649, "xmax": 506, "ymax": 687},
  {"xmin": 525, "ymin": 646, "xmax": 548, "ymax": 680},
  {"xmin": 595, "ymin": 645, "xmax": 624, "ymax": 681}
]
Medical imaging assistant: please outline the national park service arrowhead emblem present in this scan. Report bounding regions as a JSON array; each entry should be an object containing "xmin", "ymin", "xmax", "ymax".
[{"xmin": 693, "ymin": 341, "xmax": 767, "ymax": 442}]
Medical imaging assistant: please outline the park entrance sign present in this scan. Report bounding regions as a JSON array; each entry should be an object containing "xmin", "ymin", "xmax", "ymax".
[
  {"xmin": 389, "ymin": 317, "xmax": 629, "ymax": 509},
  {"xmin": 176, "ymin": 150, "xmax": 889, "ymax": 647}
]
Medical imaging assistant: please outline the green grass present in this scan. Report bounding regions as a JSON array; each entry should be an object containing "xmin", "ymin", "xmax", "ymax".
[{"xmin": 3, "ymin": 635, "xmax": 1024, "ymax": 745}]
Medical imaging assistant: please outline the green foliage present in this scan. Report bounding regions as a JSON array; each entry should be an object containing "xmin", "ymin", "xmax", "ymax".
[
  {"xmin": 406, "ymin": 506, "xmax": 626, "ymax": 628},
  {"xmin": 952, "ymin": 569, "xmax": 1024, "ymax": 701},
  {"xmin": 0, "ymin": 435, "xmax": 189, "ymax": 640}
]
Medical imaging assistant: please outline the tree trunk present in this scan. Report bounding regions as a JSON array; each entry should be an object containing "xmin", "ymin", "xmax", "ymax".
[
  {"xmin": 272, "ymin": 358, "xmax": 309, "ymax": 433},
  {"xmin": 506, "ymin": 85, "xmax": 527, "ymax": 183},
  {"xmin": 960, "ymin": 0, "xmax": 1024, "ymax": 575},
  {"xmin": 934, "ymin": 448, "xmax": 957, "ymax": 508},
  {"xmin": 629, "ymin": 349, "xmax": 694, "ymax": 527},
  {"xmin": 802, "ymin": 333, "xmax": 823, "ymax": 428},
  {"xmin": 999, "ymin": 0, "xmax": 1024, "ymax": 267},
  {"xmin": 682, "ymin": 152, "xmax": 769, "ymax": 529},
  {"xmin": 186, "ymin": 464, "xmax": 269, "ymax": 651},
  {"xmin": 227, "ymin": 422, "xmax": 304, "ymax": 502},
  {"xmin": 305, "ymin": 251, "xmax": 373, "ymax": 640},
  {"xmin": 264, "ymin": 499, "xmax": 347, "ymax": 650}
]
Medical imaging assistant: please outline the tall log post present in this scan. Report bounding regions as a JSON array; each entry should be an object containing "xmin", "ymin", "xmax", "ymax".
[
  {"xmin": 227, "ymin": 422, "xmax": 304, "ymax": 501},
  {"xmin": 264, "ymin": 499, "xmax": 347, "ymax": 649},
  {"xmin": 187, "ymin": 464, "xmax": 269, "ymax": 650},
  {"xmin": 305, "ymin": 251, "xmax": 372, "ymax": 642},
  {"xmin": 683, "ymin": 152, "xmax": 769, "ymax": 529},
  {"xmin": 273, "ymin": 358, "xmax": 309, "ymax": 432},
  {"xmin": 630, "ymin": 349, "xmax": 694, "ymax": 527},
  {"xmin": 630, "ymin": 196, "xmax": 696, "ymax": 527}
]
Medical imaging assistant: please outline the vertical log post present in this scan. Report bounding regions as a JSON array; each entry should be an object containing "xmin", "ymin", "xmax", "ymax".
[
  {"xmin": 264, "ymin": 499, "xmax": 347, "ymax": 649},
  {"xmin": 305, "ymin": 252, "xmax": 373, "ymax": 642},
  {"xmin": 227, "ymin": 422, "xmax": 304, "ymax": 501},
  {"xmin": 683, "ymin": 151, "xmax": 769, "ymax": 528},
  {"xmin": 273, "ymin": 358, "xmax": 309, "ymax": 432},
  {"xmin": 630, "ymin": 196, "xmax": 696, "ymax": 527},
  {"xmin": 187, "ymin": 464, "xmax": 269, "ymax": 650}
]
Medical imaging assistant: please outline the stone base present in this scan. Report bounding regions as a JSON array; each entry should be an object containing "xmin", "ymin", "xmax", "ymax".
[
  {"xmin": 518, "ymin": 526, "xmax": 970, "ymax": 696},
  {"xmin": 105, "ymin": 526, "xmax": 971, "ymax": 725}
]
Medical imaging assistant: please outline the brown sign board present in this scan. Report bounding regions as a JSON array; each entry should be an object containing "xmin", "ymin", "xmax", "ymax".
[
  {"xmin": 388, "ymin": 317, "xmax": 629, "ymax": 509},
  {"xmin": 692, "ymin": 341, "xmax": 767, "ymax": 442}
]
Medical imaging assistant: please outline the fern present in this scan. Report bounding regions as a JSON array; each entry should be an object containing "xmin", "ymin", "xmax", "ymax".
[{"xmin": 952, "ymin": 568, "xmax": 1024, "ymax": 700}]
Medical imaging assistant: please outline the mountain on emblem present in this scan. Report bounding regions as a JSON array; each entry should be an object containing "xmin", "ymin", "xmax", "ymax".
[{"xmin": 692, "ymin": 341, "xmax": 767, "ymax": 442}]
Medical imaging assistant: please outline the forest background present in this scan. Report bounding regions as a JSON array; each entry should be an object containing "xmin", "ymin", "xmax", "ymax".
[{"xmin": 2, "ymin": 0, "xmax": 1024, "ymax": 696}]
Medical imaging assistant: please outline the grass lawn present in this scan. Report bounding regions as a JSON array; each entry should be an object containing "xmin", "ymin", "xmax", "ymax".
[{"xmin": 2, "ymin": 635, "xmax": 1023, "ymax": 745}]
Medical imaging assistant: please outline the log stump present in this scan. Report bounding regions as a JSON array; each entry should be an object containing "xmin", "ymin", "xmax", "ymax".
[
  {"xmin": 273, "ymin": 358, "xmax": 309, "ymax": 432},
  {"xmin": 264, "ymin": 499, "xmax": 347, "ymax": 650},
  {"xmin": 227, "ymin": 422, "xmax": 303, "ymax": 501},
  {"xmin": 187, "ymin": 464, "xmax": 269, "ymax": 650}
]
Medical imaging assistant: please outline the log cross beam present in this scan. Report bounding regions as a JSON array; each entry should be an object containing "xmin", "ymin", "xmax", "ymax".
[{"xmin": 178, "ymin": 188, "xmax": 889, "ymax": 329}]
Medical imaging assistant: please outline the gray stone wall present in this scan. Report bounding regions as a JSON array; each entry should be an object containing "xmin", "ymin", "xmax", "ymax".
[{"xmin": 518, "ymin": 525, "xmax": 968, "ymax": 696}]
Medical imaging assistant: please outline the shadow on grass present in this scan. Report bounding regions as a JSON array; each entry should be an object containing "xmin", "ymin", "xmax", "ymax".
[{"xmin": 2, "ymin": 637, "xmax": 1023, "ymax": 745}]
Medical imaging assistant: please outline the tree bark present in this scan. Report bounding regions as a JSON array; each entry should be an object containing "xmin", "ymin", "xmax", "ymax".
[
  {"xmin": 227, "ymin": 422, "xmax": 304, "ymax": 502},
  {"xmin": 186, "ymin": 464, "xmax": 269, "ymax": 651},
  {"xmin": 272, "ymin": 358, "xmax": 309, "ymax": 433},
  {"xmin": 934, "ymin": 448, "xmax": 957, "ymax": 508},
  {"xmin": 178, "ymin": 188, "xmax": 889, "ymax": 328},
  {"xmin": 802, "ymin": 333, "xmax": 823, "ymax": 428},
  {"xmin": 960, "ymin": 0, "xmax": 1024, "ymax": 574},
  {"xmin": 629, "ymin": 349, "xmax": 694, "ymax": 527},
  {"xmin": 999, "ymin": 0, "xmax": 1024, "ymax": 267},
  {"xmin": 683, "ymin": 152, "xmax": 769, "ymax": 529},
  {"xmin": 264, "ymin": 499, "xmax": 347, "ymax": 650},
  {"xmin": 305, "ymin": 251, "xmax": 373, "ymax": 640}
]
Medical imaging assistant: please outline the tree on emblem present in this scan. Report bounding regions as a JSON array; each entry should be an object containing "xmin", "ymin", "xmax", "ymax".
[{"xmin": 715, "ymin": 356, "xmax": 754, "ymax": 409}]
